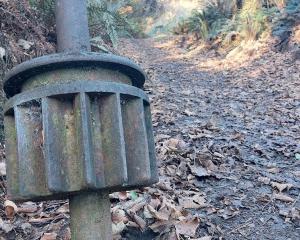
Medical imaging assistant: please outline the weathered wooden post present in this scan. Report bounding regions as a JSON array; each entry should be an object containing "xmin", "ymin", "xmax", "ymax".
[{"xmin": 3, "ymin": 0, "xmax": 158, "ymax": 239}]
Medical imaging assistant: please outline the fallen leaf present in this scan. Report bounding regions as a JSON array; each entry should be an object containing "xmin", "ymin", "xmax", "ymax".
[
  {"xmin": 126, "ymin": 221, "xmax": 139, "ymax": 228},
  {"xmin": 112, "ymin": 209, "xmax": 127, "ymax": 223},
  {"xmin": 112, "ymin": 221, "xmax": 126, "ymax": 235},
  {"xmin": 258, "ymin": 176, "xmax": 271, "ymax": 184},
  {"xmin": 29, "ymin": 217, "xmax": 54, "ymax": 224},
  {"xmin": 271, "ymin": 182, "xmax": 293, "ymax": 192},
  {"xmin": 18, "ymin": 202, "xmax": 38, "ymax": 213},
  {"xmin": 190, "ymin": 154, "xmax": 217, "ymax": 177},
  {"xmin": 179, "ymin": 195, "xmax": 207, "ymax": 209},
  {"xmin": 0, "ymin": 162, "xmax": 6, "ymax": 176},
  {"xmin": 61, "ymin": 227, "xmax": 71, "ymax": 240},
  {"xmin": 128, "ymin": 200, "xmax": 147, "ymax": 214},
  {"xmin": 184, "ymin": 109, "xmax": 195, "ymax": 116},
  {"xmin": 17, "ymin": 39, "xmax": 33, "ymax": 50},
  {"xmin": 118, "ymin": 191, "xmax": 129, "ymax": 201},
  {"xmin": 149, "ymin": 198, "xmax": 161, "ymax": 209},
  {"xmin": 0, "ymin": 46, "xmax": 5, "ymax": 60},
  {"xmin": 164, "ymin": 138, "xmax": 188, "ymax": 153},
  {"xmin": 273, "ymin": 193, "xmax": 295, "ymax": 203},
  {"xmin": 218, "ymin": 207, "xmax": 240, "ymax": 219},
  {"xmin": 133, "ymin": 214, "xmax": 146, "ymax": 230},
  {"xmin": 41, "ymin": 233, "xmax": 57, "ymax": 240},
  {"xmin": 149, "ymin": 220, "xmax": 174, "ymax": 233},
  {"xmin": 195, "ymin": 237, "xmax": 212, "ymax": 240},
  {"xmin": 57, "ymin": 203, "xmax": 69, "ymax": 213},
  {"xmin": 191, "ymin": 165, "xmax": 210, "ymax": 177},
  {"xmin": 267, "ymin": 167, "xmax": 280, "ymax": 173},
  {"xmin": 0, "ymin": 219, "xmax": 13, "ymax": 233},
  {"xmin": 291, "ymin": 208, "xmax": 300, "ymax": 220},
  {"xmin": 4, "ymin": 200, "xmax": 18, "ymax": 219},
  {"xmin": 175, "ymin": 217, "xmax": 200, "ymax": 237},
  {"xmin": 279, "ymin": 208, "xmax": 290, "ymax": 217},
  {"xmin": 144, "ymin": 205, "xmax": 153, "ymax": 219},
  {"xmin": 293, "ymin": 171, "xmax": 300, "ymax": 178},
  {"xmin": 147, "ymin": 205, "xmax": 169, "ymax": 220}
]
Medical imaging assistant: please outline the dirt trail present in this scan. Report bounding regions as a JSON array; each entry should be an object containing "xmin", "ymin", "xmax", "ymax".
[
  {"xmin": 0, "ymin": 37, "xmax": 299, "ymax": 240},
  {"xmin": 119, "ymin": 38, "xmax": 300, "ymax": 239}
]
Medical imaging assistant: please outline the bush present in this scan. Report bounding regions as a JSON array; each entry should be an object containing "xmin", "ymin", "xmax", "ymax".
[
  {"xmin": 237, "ymin": 0, "xmax": 274, "ymax": 40},
  {"xmin": 176, "ymin": 0, "xmax": 280, "ymax": 44},
  {"xmin": 178, "ymin": 1, "xmax": 236, "ymax": 40}
]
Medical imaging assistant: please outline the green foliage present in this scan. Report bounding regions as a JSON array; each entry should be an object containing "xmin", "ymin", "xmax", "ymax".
[
  {"xmin": 186, "ymin": 10, "xmax": 209, "ymax": 40},
  {"xmin": 181, "ymin": 2, "xmax": 234, "ymax": 40},
  {"xmin": 177, "ymin": 0, "xmax": 281, "ymax": 43},
  {"xmin": 237, "ymin": 0, "xmax": 275, "ymax": 40},
  {"xmin": 29, "ymin": 0, "xmax": 55, "ymax": 26},
  {"xmin": 29, "ymin": 0, "xmax": 145, "ymax": 47}
]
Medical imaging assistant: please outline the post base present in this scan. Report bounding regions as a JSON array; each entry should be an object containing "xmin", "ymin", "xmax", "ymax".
[{"xmin": 69, "ymin": 191, "xmax": 112, "ymax": 240}]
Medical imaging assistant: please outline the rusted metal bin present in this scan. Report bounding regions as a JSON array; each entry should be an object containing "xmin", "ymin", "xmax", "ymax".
[{"xmin": 3, "ymin": 0, "xmax": 158, "ymax": 239}]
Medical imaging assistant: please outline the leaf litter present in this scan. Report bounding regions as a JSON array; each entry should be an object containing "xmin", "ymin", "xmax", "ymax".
[{"xmin": 0, "ymin": 24, "xmax": 299, "ymax": 240}]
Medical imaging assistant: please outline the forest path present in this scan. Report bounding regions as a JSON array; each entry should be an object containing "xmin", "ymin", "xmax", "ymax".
[{"xmin": 119, "ymin": 37, "xmax": 300, "ymax": 239}]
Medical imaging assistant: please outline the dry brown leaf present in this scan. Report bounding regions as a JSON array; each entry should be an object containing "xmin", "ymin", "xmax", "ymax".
[
  {"xmin": 150, "ymin": 198, "xmax": 161, "ymax": 209},
  {"xmin": 4, "ymin": 200, "xmax": 18, "ymax": 219},
  {"xmin": 191, "ymin": 165, "xmax": 210, "ymax": 177},
  {"xmin": 218, "ymin": 207, "xmax": 240, "ymax": 219},
  {"xmin": 195, "ymin": 237, "xmax": 212, "ymax": 240},
  {"xmin": 190, "ymin": 154, "xmax": 218, "ymax": 177},
  {"xmin": 147, "ymin": 205, "xmax": 169, "ymax": 221},
  {"xmin": 271, "ymin": 182, "xmax": 293, "ymax": 192},
  {"xmin": 273, "ymin": 193, "xmax": 295, "ymax": 203},
  {"xmin": 118, "ymin": 191, "xmax": 129, "ymax": 201},
  {"xmin": 179, "ymin": 195, "xmax": 207, "ymax": 209},
  {"xmin": 18, "ymin": 202, "xmax": 38, "ymax": 213},
  {"xmin": 129, "ymin": 200, "xmax": 147, "ymax": 214},
  {"xmin": 56, "ymin": 203, "xmax": 69, "ymax": 214},
  {"xmin": 122, "ymin": 197, "xmax": 147, "ymax": 212},
  {"xmin": 168, "ymin": 205, "xmax": 184, "ymax": 220},
  {"xmin": 149, "ymin": 220, "xmax": 174, "ymax": 233},
  {"xmin": 175, "ymin": 217, "xmax": 200, "ymax": 237},
  {"xmin": 112, "ymin": 209, "xmax": 127, "ymax": 223},
  {"xmin": 41, "ymin": 233, "xmax": 57, "ymax": 240},
  {"xmin": 126, "ymin": 221, "xmax": 139, "ymax": 228},
  {"xmin": 164, "ymin": 138, "xmax": 188, "ymax": 153},
  {"xmin": 156, "ymin": 181, "xmax": 173, "ymax": 191},
  {"xmin": 29, "ymin": 217, "xmax": 54, "ymax": 224},
  {"xmin": 133, "ymin": 214, "xmax": 146, "ymax": 230}
]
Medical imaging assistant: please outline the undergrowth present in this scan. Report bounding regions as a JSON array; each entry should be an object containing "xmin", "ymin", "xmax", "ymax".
[
  {"xmin": 174, "ymin": 0, "xmax": 289, "ymax": 46},
  {"xmin": 28, "ymin": 0, "xmax": 146, "ymax": 47}
]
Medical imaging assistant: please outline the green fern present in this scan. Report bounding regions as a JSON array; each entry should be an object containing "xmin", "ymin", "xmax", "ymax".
[{"xmin": 29, "ymin": 0, "xmax": 138, "ymax": 47}]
